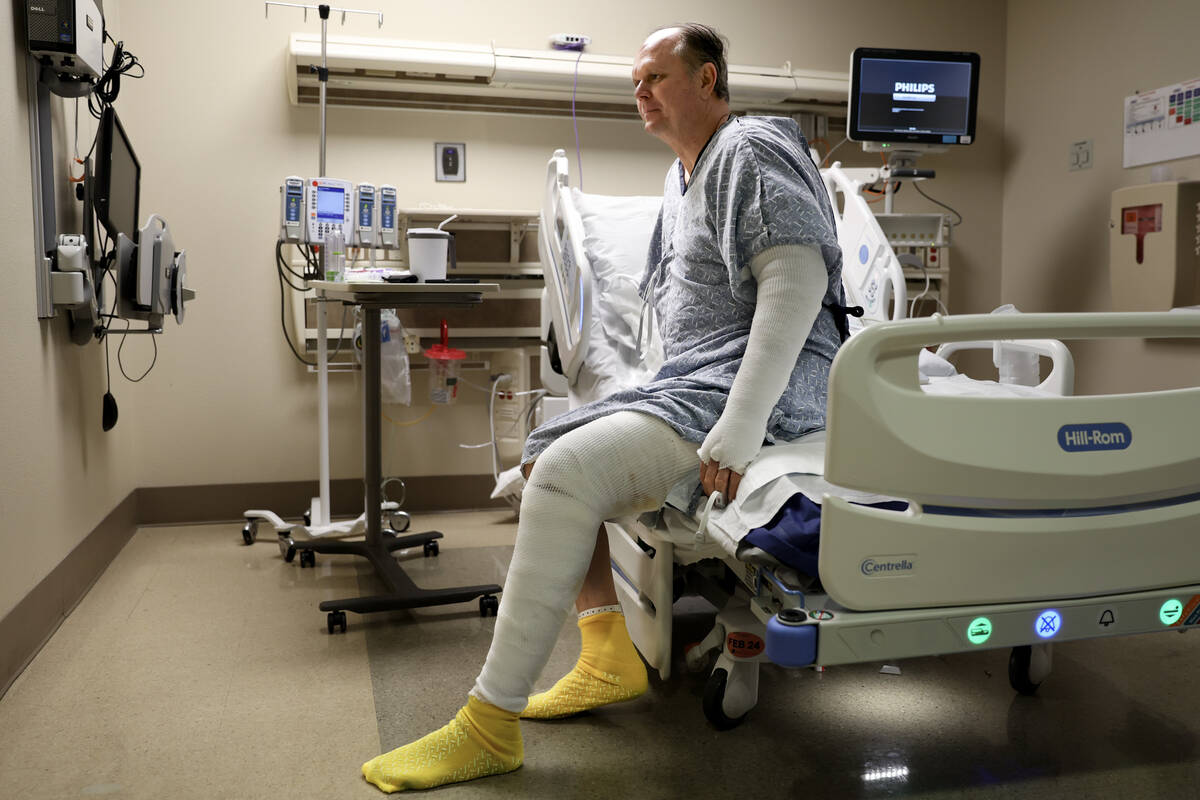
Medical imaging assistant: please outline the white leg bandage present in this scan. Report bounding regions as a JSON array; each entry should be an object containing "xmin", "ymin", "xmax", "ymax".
[{"xmin": 472, "ymin": 411, "xmax": 698, "ymax": 712}]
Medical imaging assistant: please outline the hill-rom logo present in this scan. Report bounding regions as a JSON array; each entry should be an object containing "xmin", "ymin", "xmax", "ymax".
[
  {"xmin": 860, "ymin": 555, "xmax": 916, "ymax": 577},
  {"xmin": 1057, "ymin": 422, "xmax": 1132, "ymax": 452}
]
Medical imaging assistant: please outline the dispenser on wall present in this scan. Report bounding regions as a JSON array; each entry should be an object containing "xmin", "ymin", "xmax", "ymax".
[{"xmin": 1110, "ymin": 181, "xmax": 1200, "ymax": 310}]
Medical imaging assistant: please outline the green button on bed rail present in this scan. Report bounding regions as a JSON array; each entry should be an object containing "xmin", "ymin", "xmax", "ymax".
[
  {"xmin": 1160, "ymin": 599, "xmax": 1184, "ymax": 626},
  {"xmin": 966, "ymin": 617, "xmax": 992, "ymax": 644}
]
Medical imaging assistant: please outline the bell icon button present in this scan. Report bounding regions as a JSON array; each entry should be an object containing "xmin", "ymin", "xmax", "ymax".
[{"xmin": 1098, "ymin": 609, "xmax": 1116, "ymax": 627}]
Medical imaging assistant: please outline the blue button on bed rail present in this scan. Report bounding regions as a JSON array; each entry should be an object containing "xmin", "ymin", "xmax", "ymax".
[{"xmin": 766, "ymin": 609, "xmax": 817, "ymax": 667}]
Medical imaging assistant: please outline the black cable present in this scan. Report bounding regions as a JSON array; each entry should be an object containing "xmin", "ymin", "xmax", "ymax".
[
  {"xmin": 103, "ymin": 325, "xmax": 113, "ymax": 393},
  {"xmin": 116, "ymin": 325, "xmax": 158, "ymax": 382},
  {"xmin": 276, "ymin": 239, "xmax": 307, "ymax": 291},
  {"xmin": 275, "ymin": 241, "xmax": 352, "ymax": 366},
  {"xmin": 278, "ymin": 247, "xmax": 316, "ymax": 367},
  {"xmin": 912, "ymin": 181, "xmax": 964, "ymax": 227},
  {"xmin": 864, "ymin": 181, "xmax": 901, "ymax": 196},
  {"xmin": 88, "ymin": 33, "xmax": 144, "ymax": 120}
]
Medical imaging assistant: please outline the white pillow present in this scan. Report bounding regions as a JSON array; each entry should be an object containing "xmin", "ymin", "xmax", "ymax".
[{"xmin": 570, "ymin": 188, "xmax": 662, "ymax": 351}]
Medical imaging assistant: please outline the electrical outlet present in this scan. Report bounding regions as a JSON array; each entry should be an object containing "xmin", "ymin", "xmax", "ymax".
[
  {"xmin": 1069, "ymin": 139, "xmax": 1093, "ymax": 171},
  {"xmin": 403, "ymin": 333, "xmax": 421, "ymax": 354},
  {"xmin": 435, "ymin": 142, "xmax": 465, "ymax": 182}
]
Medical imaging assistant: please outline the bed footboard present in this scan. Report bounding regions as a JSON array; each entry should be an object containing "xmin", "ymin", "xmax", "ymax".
[{"xmin": 821, "ymin": 311, "xmax": 1200, "ymax": 611}]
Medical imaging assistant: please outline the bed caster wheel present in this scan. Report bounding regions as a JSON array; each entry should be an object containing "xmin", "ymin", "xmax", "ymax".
[
  {"xmin": 242, "ymin": 520, "xmax": 258, "ymax": 545},
  {"xmin": 479, "ymin": 595, "xmax": 499, "ymax": 617},
  {"xmin": 1009, "ymin": 644, "xmax": 1053, "ymax": 696},
  {"xmin": 299, "ymin": 549, "xmax": 316, "ymax": 569},
  {"xmin": 327, "ymin": 610, "xmax": 347, "ymax": 634},
  {"xmin": 302, "ymin": 510, "xmax": 312, "ymax": 527},
  {"xmin": 390, "ymin": 511, "xmax": 411, "ymax": 533},
  {"xmin": 424, "ymin": 540, "xmax": 440, "ymax": 558},
  {"xmin": 703, "ymin": 668, "xmax": 747, "ymax": 731}
]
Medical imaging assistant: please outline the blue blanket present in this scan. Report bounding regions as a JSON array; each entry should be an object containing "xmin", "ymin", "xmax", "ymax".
[{"xmin": 742, "ymin": 494, "xmax": 907, "ymax": 576}]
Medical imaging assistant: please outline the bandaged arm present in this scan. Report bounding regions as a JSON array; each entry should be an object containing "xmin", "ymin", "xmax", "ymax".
[{"xmin": 697, "ymin": 244, "xmax": 827, "ymax": 473}]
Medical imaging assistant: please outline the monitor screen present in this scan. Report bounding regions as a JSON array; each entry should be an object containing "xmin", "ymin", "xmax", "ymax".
[
  {"xmin": 94, "ymin": 107, "xmax": 142, "ymax": 242},
  {"xmin": 315, "ymin": 185, "xmax": 346, "ymax": 221},
  {"xmin": 848, "ymin": 48, "xmax": 980, "ymax": 146}
]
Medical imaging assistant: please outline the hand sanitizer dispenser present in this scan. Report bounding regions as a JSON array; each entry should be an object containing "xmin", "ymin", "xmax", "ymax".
[{"xmin": 1110, "ymin": 181, "xmax": 1200, "ymax": 310}]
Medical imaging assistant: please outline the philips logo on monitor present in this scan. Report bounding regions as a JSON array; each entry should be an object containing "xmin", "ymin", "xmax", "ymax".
[
  {"xmin": 1057, "ymin": 423, "xmax": 1132, "ymax": 452},
  {"xmin": 893, "ymin": 82, "xmax": 936, "ymax": 102},
  {"xmin": 860, "ymin": 556, "xmax": 916, "ymax": 577}
]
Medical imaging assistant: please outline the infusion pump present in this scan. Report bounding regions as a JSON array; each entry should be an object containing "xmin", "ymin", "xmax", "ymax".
[
  {"xmin": 354, "ymin": 182, "xmax": 377, "ymax": 247},
  {"xmin": 279, "ymin": 177, "xmax": 401, "ymax": 248},
  {"xmin": 305, "ymin": 177, "xmax": 353, "ymax": 245}
]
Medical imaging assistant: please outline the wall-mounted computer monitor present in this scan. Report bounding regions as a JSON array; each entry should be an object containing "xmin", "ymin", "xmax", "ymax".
[
  {"xmin": 848, "ymin": 47, "xmax": 980, "ymax": 147},
  {"xmin": 94, "ymin": 106, "xmax": 142, "ymax": 243}
]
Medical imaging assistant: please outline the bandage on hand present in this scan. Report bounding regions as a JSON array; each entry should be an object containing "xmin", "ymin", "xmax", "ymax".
[{"xmin": 700, "ymin": 458, "xmax": 742, "ymax": 503}]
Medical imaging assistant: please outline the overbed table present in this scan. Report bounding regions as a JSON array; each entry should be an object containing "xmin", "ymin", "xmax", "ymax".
[{"xmin": 302, "ymin": 280, "xmax": 503, "ymax": 632}]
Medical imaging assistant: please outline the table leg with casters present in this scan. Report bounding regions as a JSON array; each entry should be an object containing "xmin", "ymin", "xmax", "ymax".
[{"xmin": 294, "ymin": 301, "xmax": 502, "ymax": 632}]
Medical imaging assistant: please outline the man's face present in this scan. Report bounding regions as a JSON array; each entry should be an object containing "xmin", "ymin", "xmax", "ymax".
[{"xmin": 632, "ymin": 30, "xmax": 708, "ymax": 144}]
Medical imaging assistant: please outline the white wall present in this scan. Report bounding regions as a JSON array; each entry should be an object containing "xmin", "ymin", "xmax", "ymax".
[
  {"xmin": 109, "ymin": 0, "xmax": 1009, "ymax": 491},
  {"xmin": 2, "ymin": 0, "xmax": 1012, "ymax": 619},
  {"xmin": 1, "ymin": 1, "xmax": 139, "ymax": 621},
  {"xmin": 1002, "ymin": 0, "xmax": 1200, "ymax": 393}
]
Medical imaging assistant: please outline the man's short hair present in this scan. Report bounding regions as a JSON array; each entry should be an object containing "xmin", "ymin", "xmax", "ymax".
[{"xmin": 652, "ymin": 23, "xmax": 730, "ymax": 102}]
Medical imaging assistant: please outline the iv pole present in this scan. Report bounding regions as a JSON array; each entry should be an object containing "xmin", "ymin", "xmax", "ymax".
[{"xmin": 244, "ymin": 2, "xmax": 383, "ymax": 544}]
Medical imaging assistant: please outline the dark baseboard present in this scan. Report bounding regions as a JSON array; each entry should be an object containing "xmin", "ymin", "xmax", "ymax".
[
  {"xmin": 0, "ymin": 475, "xmax": 505, "ymax": 699},
  {"xmin": 135, "ymin": 474, "xmax": 507, "ymax": 525},
  {"xmin": 0, "ymin": 491, "xmax": 139, "ymax": 701}
]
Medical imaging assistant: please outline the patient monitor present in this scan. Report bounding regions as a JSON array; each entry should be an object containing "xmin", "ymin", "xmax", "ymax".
[
  {"xmin": 848, "ymin": 47, "xmax": 980, "ymax": 158},
  {"xmin": 1109, "ymin": 181, "xmax": 1200, "ymax": 310}
]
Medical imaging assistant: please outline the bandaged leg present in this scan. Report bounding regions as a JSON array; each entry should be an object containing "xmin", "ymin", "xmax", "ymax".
[
  {"xmin": 361, "ymin": 411, "xmax": 697, "ymax": 792},
  {"xmin": 473, "ymin": 411, "xmax": 696, "ymax": 713}
]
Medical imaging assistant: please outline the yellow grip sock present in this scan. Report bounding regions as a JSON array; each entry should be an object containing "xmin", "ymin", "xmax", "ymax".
[
  {"xmin": 521, "ymin": 610, "xmax": 648, "ymax": 719},
  {"xmin": 361, "ymin": 696, "xmax": 522, "ymax": 793}
]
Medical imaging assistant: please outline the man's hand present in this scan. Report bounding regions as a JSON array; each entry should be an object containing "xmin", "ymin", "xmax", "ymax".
[{"xmin": 700, "ymin": 458, "xmax": 742, "ymax": 503}]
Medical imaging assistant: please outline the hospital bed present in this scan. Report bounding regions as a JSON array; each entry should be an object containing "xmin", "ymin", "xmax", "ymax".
[{"xmin": 533, "ymin": 148, "xmax": 1200, "ymax": 729}]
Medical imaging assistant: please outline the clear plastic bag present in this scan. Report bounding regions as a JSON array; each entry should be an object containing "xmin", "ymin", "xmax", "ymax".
[{"xmin": 355, "ymin": 309, "xmax": 411, "ymax": 405}]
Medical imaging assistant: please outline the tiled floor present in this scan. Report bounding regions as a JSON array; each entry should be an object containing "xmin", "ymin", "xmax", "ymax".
[{"xmin": 2, "ymin": 510, "xmax": 1199, "ymax": 799}]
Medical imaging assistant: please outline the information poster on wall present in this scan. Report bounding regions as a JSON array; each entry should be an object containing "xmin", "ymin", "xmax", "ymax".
[{"xmin": 1124, "ymin": 75, "xmax": 1200, "ymax": 168}]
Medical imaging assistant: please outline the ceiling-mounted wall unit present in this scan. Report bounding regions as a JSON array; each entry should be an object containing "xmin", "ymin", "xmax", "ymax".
[{"xmin": 286, "ymin": 34, "xmax": 848, "ymax": 119}]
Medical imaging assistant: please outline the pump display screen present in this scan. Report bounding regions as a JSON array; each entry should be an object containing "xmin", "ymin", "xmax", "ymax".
[
  {"xmin": 848, "ymin": 48, "xmax": 980, "ymax": 145},
  {"xmin": 381, "ymin": 198, "xmax": 395, "ymax": 229},
  {"xmin": 315, "ymin": 185, "xmax": 346, "ymax": 221},
  {"xmin": 359, "ymin": 199, "xmax": 373, "ymax": 227}
]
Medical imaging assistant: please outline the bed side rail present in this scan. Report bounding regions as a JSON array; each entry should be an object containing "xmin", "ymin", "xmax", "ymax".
[
  {"xmin": 537, "ymin": 149, "xmax": 592, "ymax": 383},
  {"xmin": 825, "ymin": 311, "xmax": 1200, "ymax": 508},
  {"xmin": 821, "ymin": 163, "xmax": 906, "ymax": 323}
]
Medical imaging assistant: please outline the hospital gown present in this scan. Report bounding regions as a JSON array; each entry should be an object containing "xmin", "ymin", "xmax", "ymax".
[{"xmin": 522, "ymin": 116, "xmax": 845, "ymax": 465}]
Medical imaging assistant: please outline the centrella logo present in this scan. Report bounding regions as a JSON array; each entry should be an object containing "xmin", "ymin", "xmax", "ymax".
[{"xmin": 860, "ymin": 556, "xmax": 916, "ymax": 577}]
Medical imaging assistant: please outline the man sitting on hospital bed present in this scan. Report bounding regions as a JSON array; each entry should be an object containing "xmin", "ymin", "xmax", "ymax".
[{"xmin": 361, "ymin": 22, "xmax": 852, "ymax": 792}]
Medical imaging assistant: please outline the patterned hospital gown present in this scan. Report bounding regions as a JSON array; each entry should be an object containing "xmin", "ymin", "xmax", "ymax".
[{"xmin": 522, "ymin": 115, "xmax": 845, "ymax": 465}]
